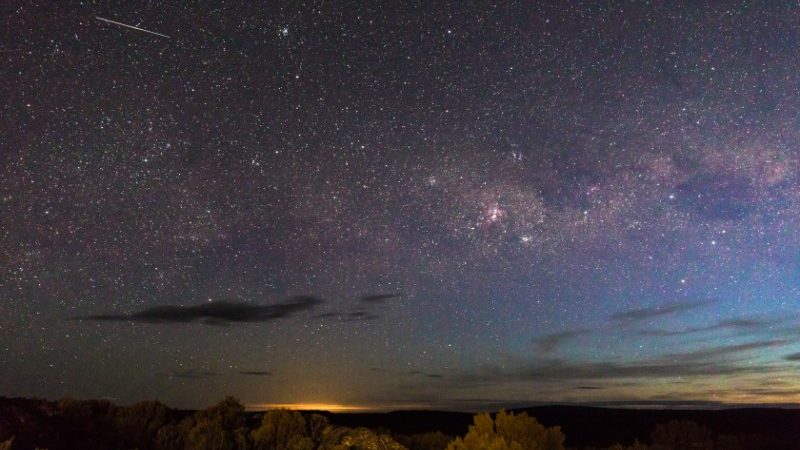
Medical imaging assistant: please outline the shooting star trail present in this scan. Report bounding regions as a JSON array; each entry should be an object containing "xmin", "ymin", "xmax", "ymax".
[{"xmin": 95, "ymin": 16, "xmax": 170, "ymax": 39}]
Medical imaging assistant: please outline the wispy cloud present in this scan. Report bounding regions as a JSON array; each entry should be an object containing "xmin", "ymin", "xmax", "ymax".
[
  {"xmin": 612, "ymin": 299, "xmax": 714, "ymax": 323},
  {"xmin": 313, "ymin": 293, "xmax": 399, "ymax": 321},
  {"xmin": 358, "ymin": 293, "xmax": 401, "ymax": 303},
  {"xmin": 239, "ymin": 371, "xmax": 272, "ymax": 376},
  {"xmin": 315, "ymin": 310, "xmax": 380, "ymax": 321},
  {"xmin": 159, "ymin": 369, "xmax": 218, "ymax": 380},
  {"xmin": 344, "ymin": 311, "xmax": 380, "ymax": 321},
  {"xmin": 662, "ymin": 340, "xmax": 787, "ymax": 362},
  {"xmin": 407, "ymin": 370, "xmax": 445, "ymax": 379},
  {"xmin": 638, "ymin": 317, "xmax": 773, "ymax": 337},
  {"xmin": 533, "ymin": 329, "xmax": 590, "ymax": 353},
  {"xmin": 454, "ymin": 339, "xmax": 789, "ymax": 385},
  {"xmin": 78, "ymin": 296, "xmax": 323, "ymax": 325},
  {"xmin": 784, "ymin": 352, "xmax": 800, "ymax": 361}
]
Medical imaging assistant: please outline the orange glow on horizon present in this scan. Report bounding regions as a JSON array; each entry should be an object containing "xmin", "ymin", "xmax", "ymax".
[
  {"xmin": 247, "ymin": 403, "xmax": 374, "ymax": 412},
  {"xmin": 246, "ymin": 402, "xmax": 435, "ymax": 412}
]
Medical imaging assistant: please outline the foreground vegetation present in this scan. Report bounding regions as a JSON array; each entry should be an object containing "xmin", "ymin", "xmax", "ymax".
[{"xmin": 0, "ymin": 396, "xmax": 792, "ymax": 449}]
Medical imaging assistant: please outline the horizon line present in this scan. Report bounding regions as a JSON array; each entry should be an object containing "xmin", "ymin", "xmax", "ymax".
[{"xmin": 243, "ymin": 400, "xmax": 800, "ymax": 413}]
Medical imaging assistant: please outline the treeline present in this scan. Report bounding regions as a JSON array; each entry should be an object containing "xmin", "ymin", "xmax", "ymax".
[{"xmin": 0, "ymin": 396, "xmax": 791, "ymax": 450}]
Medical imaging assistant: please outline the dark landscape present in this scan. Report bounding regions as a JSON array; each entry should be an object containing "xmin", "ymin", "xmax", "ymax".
[{"xmin": 2, "ymin": 396, "xmax": 800, "ymax": 450}]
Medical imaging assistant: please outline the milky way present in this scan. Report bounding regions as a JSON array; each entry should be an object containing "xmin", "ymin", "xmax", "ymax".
[{"xmin": 2, "ymin": 2, "xmax": 800, "ymax": 410}]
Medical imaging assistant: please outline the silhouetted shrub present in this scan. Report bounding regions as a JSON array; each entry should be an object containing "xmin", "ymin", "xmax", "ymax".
[
  {"xmin": 397, "ymin": 431, "xmax": 452, "ymax": 450},
  {"xmin": 307, "ymin": 413, "xmax": 330, "ymax": 442},
  {"xmin": 447, "ymin": 410, "xmax": 565, "ymax": 450},
  {"xmin": 606, "ymin": 440, "xmax": 649, "ymax": 450},
  {"xmin": 185, "ymin": 397, "xmax": 250, "ymax": 450},
  {"xmin": 155, "ymin": 420, "xmax": 190, "ymax": 450},
  {"xmin": 333, "ymin": 427, "xmax": 407, "ymax": 449},
  {"xmin": 112, "ymin": 400, "xmax": 170, "ymax": 450},
  {"xmin": 251, "ymin": 409, "xmax": 313, "ymax": 450},
  {"xmin": 56, "ymin": 398, "xmax": 117, "ymax": 448},
  {"xmin": 7, "ymin": 396, "xmax": 800, "ymax": 450}
]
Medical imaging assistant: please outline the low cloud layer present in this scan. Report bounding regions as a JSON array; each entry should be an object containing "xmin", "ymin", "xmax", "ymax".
[
  {"xmin": 79, "ymin": 296, "xmax": 322, "ymax": 325},
  {"xmin": 78, "ymin": 292, "xmax": 402, "ymax": 326},
  {"xmin": 455, "ymin": 339, "xmax": 790, "ymax": 387},
  {"xmin": 611, "ymin": 300, "xmax": 714, "ymax": 322},
  {"xmin": 313, "ymin": 293, "xmax": 399, "ymax": 321},
  {"xmin": 239, "ymin": 371, "xmax": 272, "ymax": 376},
  {"xmin": 639, "ymin": 317, "xmax": 773, "ymax": 337},
  {"xmin": 407, "ymin": 370, "xmax": 445, "ymax": 379},
  {"xmin": 358, "ymin": 293, "xmax": 401, "ymax": 303},
  {"xmin": 159, "ymin": 370, "xmax": 218, "ymax": 380},
  {"xmin": 784, "ymin": 352, "xmax": 800, "ymax": 361},
  {"xmin": 533, "ymin": 329, "xmax": 590, "ymax": 353}
]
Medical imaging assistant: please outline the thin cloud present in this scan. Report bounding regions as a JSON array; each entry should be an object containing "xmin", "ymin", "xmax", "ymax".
[
  {"xmin": 718, "ymin": 318, "xmax": 767, "ymax": 328},
  {"xmin": 346, "ymin": 311, "xmax": 378, "ymax": 320},
  {"xmin": 78, "ymin": 296, "xmax": 323, "ymax": 325},
  {"xmin": 359, "ymin": 293, "xmax": 401, "ymax": 303},
  {"xmin": 315, "ymin": 312, "xmax": 338, "ymax": 319},
  {"xmin": 160, "ymin": 369, "xmax": 218, "ymax": 380},
  {"xmin": 453, "ymin": 340, "xmax": 789, "ymax": 385},
  {"xmin": 533, "ymin": 329, "xmax": 590, "ymax": 353},
  {"xmin": 785, "ymin": 352, "xmax": 800, "ymax": 361},
  {"xmin": 737, "ymin": 387, "xmax": 800, "ymax": 396},
  {"xmin": 663, "ymin": 339, "xmax": 786, "ymax": 362},
  {"xmin": 316, "ymin": 310, "xmax": 380, "ymax": 321},
  {"xmin": 239, "ymin": 371, "xmax": 272, "ymax": 376},
  {"xmin": 638, "ymin": 316, "xmax": 773, "ymax": 337},
  {"xmin": 407, "ymin": 370, "xmax": 444, "ymax": 379},
  {"xmin": 612, "ymin": 300, "xmax": 714, "ymax": 322},
  {"xmin": 313, "ymin": 293, "xmax": 400, "ymax": 321}
]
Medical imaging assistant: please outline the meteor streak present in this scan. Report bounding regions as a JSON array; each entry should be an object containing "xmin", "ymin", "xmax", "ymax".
[{"xmin": 95, "ymin": 16, "xmax": 170, "ymax": 39}]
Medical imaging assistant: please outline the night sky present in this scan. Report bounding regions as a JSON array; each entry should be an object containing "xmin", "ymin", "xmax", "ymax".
[{"xmin": 3, "ymin": 2, "xmax": 800, "ymax": 411}]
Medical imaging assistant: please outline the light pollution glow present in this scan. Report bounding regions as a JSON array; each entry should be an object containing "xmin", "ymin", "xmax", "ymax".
[{"xmin": 247, "ymin": 403, "xmax": 376, "ymax": 413}]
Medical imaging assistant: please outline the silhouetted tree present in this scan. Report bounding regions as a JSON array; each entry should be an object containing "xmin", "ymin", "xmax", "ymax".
[
  {"xmin": 112, "ymin": 399, "xmax": 170, "ymax": 450},
  {"xmin": 156, "ymin": 421, "xmax": 190, "ymax": 450},
  {"xmin": 397, "ymin": 431, "xmax": 452, "ymax": 450},
  {"xmin": 307, "ymin": 413, "xmax": 330, "ymax": 443},
  {"xmin": 251, "ymin": 409, "xmax": 314, "ymax": 450},
  {"xmin": 715, "ymin": 434, "xmax": 746, "ymax": 450},
  {"xmin": 315, "ymin": 423, "xmax": 352, "ymax": 449},
  {"xmin": 185, "ymin": 397, "xmax": 250, "ymax": 450},
  {"xmin": 446, "ymin": 410, "xmax": 565, "ymax": 450},
  {"xmin": 334, "ymin": 427, "xmax": 407, "ymax": 450},
  {"xmin": 607, "ymin": 440, "xmax": 649, "ymax": 450},
  {"xmin": 57, "ymin": 398, "xmax": 117, "ymax": 448}
]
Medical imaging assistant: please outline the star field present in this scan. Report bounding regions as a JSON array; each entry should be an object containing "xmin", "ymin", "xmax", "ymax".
[{"xmin": 2, "ymin": 2, "xmax": 800, "ymax": 410}]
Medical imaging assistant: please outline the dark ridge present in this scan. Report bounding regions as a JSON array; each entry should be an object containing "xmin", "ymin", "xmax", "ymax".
[
  {"xmin": 321, "ymin": 409, "xmax": 473, "ymax": 437},
  {"xmin": 3, "ymin": 397, "xmax": 800, "ymax": 449},
  {"xmin": 321, "ymin": 405, "xmax": 800, "ymax": 449}
]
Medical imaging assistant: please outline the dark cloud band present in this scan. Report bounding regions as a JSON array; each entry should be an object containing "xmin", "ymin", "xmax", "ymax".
[{"xmin": 78, "ymin": 296, "xmax": 323, "ymax": 324}]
